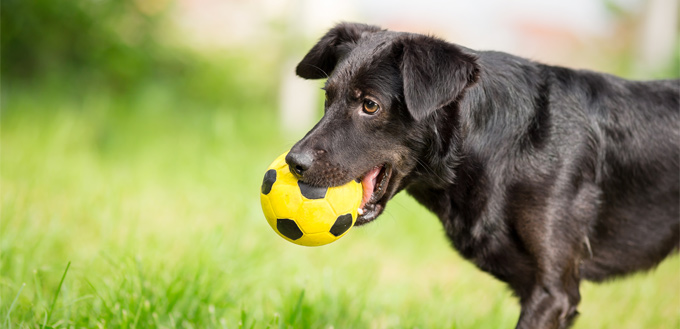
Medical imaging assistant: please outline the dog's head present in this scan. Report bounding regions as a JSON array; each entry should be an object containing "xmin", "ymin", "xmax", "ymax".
[{"xmin": 287, "ymin": 23, "xmax": 479, "ymax": 225}]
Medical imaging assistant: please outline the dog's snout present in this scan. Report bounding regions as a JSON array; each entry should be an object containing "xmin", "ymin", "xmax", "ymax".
[{"xmin": 286, "ymin": 150, "xmax": 314, "ymax": 178}]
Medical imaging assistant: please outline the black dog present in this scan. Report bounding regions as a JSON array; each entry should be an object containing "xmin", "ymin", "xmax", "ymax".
[{"xmin": 285, "ymin": 22, "xmax": 679, "ymax": 329}]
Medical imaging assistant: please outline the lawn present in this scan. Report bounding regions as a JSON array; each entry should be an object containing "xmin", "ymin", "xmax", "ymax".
[{"xmin": 1, "ymin": 72, "xmax": 678, "ymax": 328}]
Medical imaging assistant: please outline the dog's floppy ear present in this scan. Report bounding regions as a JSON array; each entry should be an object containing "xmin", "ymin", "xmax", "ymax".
[
  {"xmin": 399, "ymin": 35, "xmax": 479, "ymax": 121},
  {"xmin": 296, "ymin": 23, "xmax": 382, "ymax": 79}
]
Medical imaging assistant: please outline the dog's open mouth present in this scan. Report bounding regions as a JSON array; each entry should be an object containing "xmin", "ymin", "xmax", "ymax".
[{"xmin": 355, "ymin": 164, "xmax": 392, "ymax": 225}]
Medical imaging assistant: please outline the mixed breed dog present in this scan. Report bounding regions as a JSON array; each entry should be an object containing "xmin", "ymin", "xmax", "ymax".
[{"xmin": 283, "ymin": 23, "xmax": 679, "ymax": 328}]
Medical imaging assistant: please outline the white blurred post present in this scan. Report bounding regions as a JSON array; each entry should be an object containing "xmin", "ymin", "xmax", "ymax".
[
  {"xmin": 277, "ymin": 0, "xmax": 355, "ymax": 134},
  {"xmin": 635, "ymin": 0, "xmax": 678, "ymax": 75},
  {"xmin": 279, "ymin": 58, "xmax": 318, "ymax": 134}
]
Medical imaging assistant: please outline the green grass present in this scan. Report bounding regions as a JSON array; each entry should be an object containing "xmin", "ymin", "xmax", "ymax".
[{"xmin": 1, "ymin": 83, "xmax": 679, "ymax": 329}]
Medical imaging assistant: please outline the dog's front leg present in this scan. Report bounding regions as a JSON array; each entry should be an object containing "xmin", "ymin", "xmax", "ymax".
[
  {"xmin": 516, "ymin": 282, "xmax": 580, "ymax": 328},
  {"xmin": 506, "ymin": 180, "xmax": 598, "ymax": 328},
  {"xmin": 514, "ymin": 251, "xmax": 582, "ymax": 329}
]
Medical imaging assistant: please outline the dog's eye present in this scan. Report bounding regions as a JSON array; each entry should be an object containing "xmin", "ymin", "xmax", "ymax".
[{"xmin": 363, "ymin": 99, "xmax": 379, "ymax": 114}]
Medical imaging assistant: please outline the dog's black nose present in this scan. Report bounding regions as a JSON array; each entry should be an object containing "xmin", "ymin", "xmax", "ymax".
[{"xmin": 286, "ymin": 150, "xmax": 314, "ymax": 178}]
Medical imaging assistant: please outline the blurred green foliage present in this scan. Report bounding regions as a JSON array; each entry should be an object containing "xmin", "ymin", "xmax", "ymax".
[
  {"xmin": 3, "ymin": 0, "xmax": 170, "ymax": 88},
  {"xmin": 1, "ymin": 0, "xmax": 279, "ymax": 110}
]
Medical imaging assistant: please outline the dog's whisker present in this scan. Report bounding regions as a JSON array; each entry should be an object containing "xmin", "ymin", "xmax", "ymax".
[
  {"xmin": 299, "ymin": 63, "xmax": 329, "ymax": 79},
  {"xmin": 414, "ymin": 157, "xmax": 449, "ymax": 184}
]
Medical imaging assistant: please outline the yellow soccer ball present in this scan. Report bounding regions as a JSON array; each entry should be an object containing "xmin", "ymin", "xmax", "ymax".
[{"xmin": 260, "ymin": 152, "xmax": 362, "ymax": 246}]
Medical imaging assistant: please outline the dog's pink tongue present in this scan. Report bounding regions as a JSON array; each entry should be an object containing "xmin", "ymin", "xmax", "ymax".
[{"xmin": 360, "ymin": 167, "xmax": 381, "ymax": 209}]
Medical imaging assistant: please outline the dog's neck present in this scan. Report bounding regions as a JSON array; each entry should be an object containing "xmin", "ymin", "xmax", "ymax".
[{"xmin": 406, "ymin": 54, "xmax": 552, "ymax": 230}]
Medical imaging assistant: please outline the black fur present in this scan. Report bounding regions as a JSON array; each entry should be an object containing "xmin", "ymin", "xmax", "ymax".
[{"xmin": 287, "ymin": 22, "xmax": 680, "ymax": 329}]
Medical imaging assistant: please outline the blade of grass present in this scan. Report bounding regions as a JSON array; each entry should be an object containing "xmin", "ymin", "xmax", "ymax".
[
  {"xmin": 85, "ymin": 279, "xmax": 113, "ymax": 318},
  {"xmin": 42, "ymin": 261, "xmax": 71, "ymax": 329},
  {"xmin": 132, "ymin": 257, "xmax": 146, "ymax": 329},
  {"xmin": 240, "ymin": 309, "xmax": 247, "ymax": 329},
  {"xmin": 5, "ymin": 282, "xmax": 26, "ymax": 329},
  {"xmin": 131, "ymin": 296, "xmax": 143, "ymax": 329},
  {"xmin": 33, "ymin": 270, "xmax": 44, "ymax": 309},
  {"xmin": 286, "ymin": 289, "xmax": 305, "ymax": 327}
]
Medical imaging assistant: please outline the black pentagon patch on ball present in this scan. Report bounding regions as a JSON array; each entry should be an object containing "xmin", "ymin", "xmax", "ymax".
[
  {"xmin": 297, "ymin": 181, "xmax": 327, "ymax": 199},
  {"xmin": 261, "ymin": 169, "xmax": 276, "ymax": 195},
  {"xmin": 330, "ymin": 213, "xmax": 353, "ymax": 237},
  {"xmin": 277, "ymin": 218, "xmax": 303, "ymax": 240}
]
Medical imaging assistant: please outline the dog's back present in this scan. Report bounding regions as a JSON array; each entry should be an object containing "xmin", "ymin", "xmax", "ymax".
[
  {"xmin": 463, "ymin": 52, "xmax": 679, "ymax": 280},
  {"xmin": 568, "ymin": 73, "xmax": 680, "ymax": 280}
]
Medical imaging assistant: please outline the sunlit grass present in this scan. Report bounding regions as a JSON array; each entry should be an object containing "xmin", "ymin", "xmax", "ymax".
[{"xmin": 1, "ymin": 85, "xmax": 678, "ymax": 328}]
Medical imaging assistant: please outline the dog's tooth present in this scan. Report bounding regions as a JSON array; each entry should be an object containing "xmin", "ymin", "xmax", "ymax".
[{"xmin": 357, "ymin": 208, "xmax": 364, "ymax": 215}]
